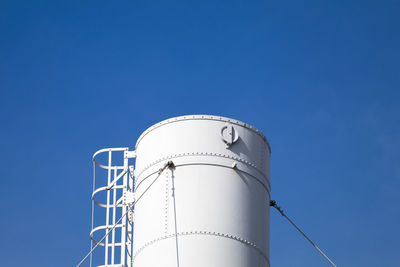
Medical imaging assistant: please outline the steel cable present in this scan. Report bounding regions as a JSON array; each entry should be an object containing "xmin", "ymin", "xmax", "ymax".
[
  {"xmin": 76, "ymin": 161, "xmax": 173, "ymax": 267},
  {"xmin": 77, "ymin": 206, "xmax": 131, "ymax": 267},
  {"xmin": 270, "ymin": 200, "xmax": 337, "ymax": 267},
  {"xmin": 170, "ymin": 168, "xmax": 181, "ymax": 267}
]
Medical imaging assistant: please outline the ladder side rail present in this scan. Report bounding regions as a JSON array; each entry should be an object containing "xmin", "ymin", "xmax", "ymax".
[
  {"xmin": 127, "ymin": 165, "xmax": 134, "ymax": 267},
  {"xmin": 111, "ymin": 166, "xmax": 117, "ymax": 265},
  {"xmin": 105, "ymin": 150, "xmax": 112, "ymax": 265},
  {"xmin": 120, "ymin": 151, "xmax": 129, "ymax": 265}
]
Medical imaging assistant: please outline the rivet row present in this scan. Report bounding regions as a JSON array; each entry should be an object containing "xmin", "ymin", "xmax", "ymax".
[
  {"xmin": 132, "ymin": 230, "xmax": 269, "ymax": 264},
  {"xmin": 135, "ymin": 152, "xmax": 259, "ymax": 181}
]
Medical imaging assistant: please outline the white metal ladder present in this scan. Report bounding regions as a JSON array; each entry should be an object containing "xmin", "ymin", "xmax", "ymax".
[{"xmin": 91, "ymin": 148, "xmax": 136, "ymax": 267}]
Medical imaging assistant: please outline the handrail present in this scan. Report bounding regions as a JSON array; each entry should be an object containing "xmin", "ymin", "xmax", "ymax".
[
  {"xmin": 92, "ymin": 147, "xmax": 129, "ymax": 158},
  {"xmin": 93, "ymin": 147, "xmax": 129, "ymax": 170},
  {"xmin": 90, "ymin": 224, "xmax": 124, "ymax": 246},
  {"xmin": 92, "ymin": 185, "xmax": 125, "ymax": 208}
]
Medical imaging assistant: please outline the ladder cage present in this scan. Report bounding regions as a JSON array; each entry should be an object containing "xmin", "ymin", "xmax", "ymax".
[{"xmin": 91, "ymin": 148, "xmax": 135, "ymax": 267}]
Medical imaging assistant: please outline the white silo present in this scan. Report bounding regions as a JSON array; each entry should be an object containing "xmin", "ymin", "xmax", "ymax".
[
  {"xmin": 81, "ymin": 115, "xmax": 271, "ymax": 267},
  {"xmin": 133, "ymin": 115, "xmax": 271, "ymax": 267}
]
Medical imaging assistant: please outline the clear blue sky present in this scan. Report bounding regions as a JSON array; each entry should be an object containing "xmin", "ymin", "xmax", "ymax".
[{"xmin": 1, "ymin": 0, "xmax": 399, "ymax": 266}]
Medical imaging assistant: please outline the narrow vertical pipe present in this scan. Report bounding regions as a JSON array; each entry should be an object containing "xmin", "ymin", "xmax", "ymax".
[
  {"xmin": 105, "ymin": 150, "xmax": 112, "ymax": 265},
  {"xmin": 111, "ymin": 166, "xmax": 117, "ymax": 264}
]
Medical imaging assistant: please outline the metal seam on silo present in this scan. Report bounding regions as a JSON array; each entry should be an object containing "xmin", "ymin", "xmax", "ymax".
[
  {"xmin": 132, "ymin": 231, "xmax": 270, "ymax": 266},
  {"xmin": 134, "ymin": 162, "xmax": 271, "ymax": 198},
  {"xmin": 135, "ymin": 152, "xmax": 262, "ymax": 177},
  {"xmin": 134, "ymin": 152, "xmax": 269, "ymax": 186}
]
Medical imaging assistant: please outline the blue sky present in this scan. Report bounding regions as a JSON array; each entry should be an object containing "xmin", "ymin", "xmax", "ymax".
[{"xmin": 1, "ymin": 0, "xmax": 399, "ymax": 266}]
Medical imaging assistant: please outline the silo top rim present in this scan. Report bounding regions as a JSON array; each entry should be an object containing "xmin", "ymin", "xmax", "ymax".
[{"xmin": 135, "ymin": 115, "xmax": 271, "ymax": 152}]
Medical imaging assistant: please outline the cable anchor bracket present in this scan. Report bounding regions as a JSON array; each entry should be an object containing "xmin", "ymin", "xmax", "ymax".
[{"xmin": 123, "ymin": 191, "xmax": 135, "ymax": 205}]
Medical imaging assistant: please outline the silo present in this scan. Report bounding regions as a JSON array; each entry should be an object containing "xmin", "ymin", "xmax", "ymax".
[{"xmin": 133, "ymin": 115, "xmax": 271, "ymax": 267}]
